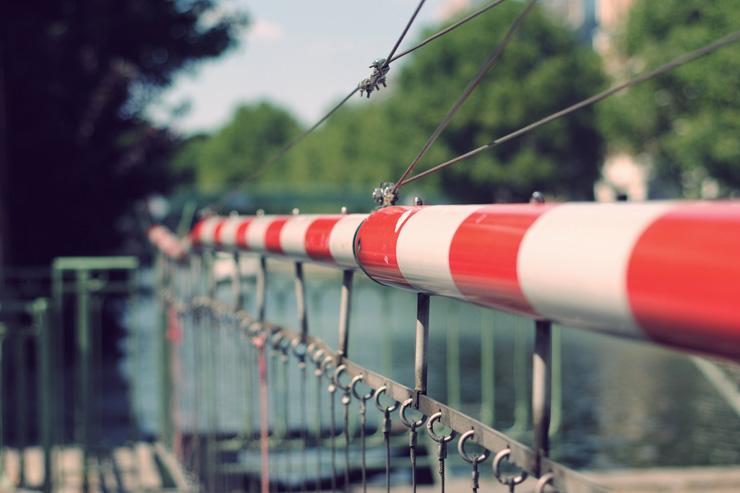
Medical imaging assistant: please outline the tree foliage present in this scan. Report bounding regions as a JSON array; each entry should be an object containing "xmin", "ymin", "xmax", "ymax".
[
  {"xmin": 1, "ymin": 0, "xmax": 246, "ymax": 265},
  {"xmin": 180, "ymin": 2, "xmax": 606, "ymax": 205},
  {"xmin": 598, "ymin": 0, "xmax": 740, "ymax": 196},
  {"xmin": 175, "ymin": 102, "xmax": 301, "ymax": 192}
]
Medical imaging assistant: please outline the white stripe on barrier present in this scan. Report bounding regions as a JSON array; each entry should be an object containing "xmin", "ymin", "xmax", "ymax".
[
  {"xmin": 245, "ymin": 217, "xmax": 274, "ymax": 251},
  {"xmin": 329, "ymin": 214, "xmax": 367, "ymax": 269},
  {"xmin": 198, "ymin": 217, "xmax": 222, "ymax": 247},
  {"xmin": 218, "ymin": 217, "xmax": 242, "ymax": 247},
  {"xmin": 517, "ymin": 202, "xmax": 673, "ymax": 338},
  {"xmin": 280, "ymin": 215, "xmax": 319, "ymax": 258},
  {"xmin": 396, "ymin": 205, "xmax": 481, "ymax": 297}
]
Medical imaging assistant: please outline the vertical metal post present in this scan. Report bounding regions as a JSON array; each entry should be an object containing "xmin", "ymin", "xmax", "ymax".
[
  {"xmin": 532, "ymin": 320, "xmax": 552, "ymax": 475},
  {"xmin": 14, "ymin": 327, "xmax": 28, "ymax": 487},
  {"xmin": 414, "ymin": 293, "xmax": 430, "ymax": 404},
  {"xmin": 51, "ymin": 267, "xmax": 65, "ymax": 453},
  {"xmin": 75, "ymin": 269, "xmax": 91, "ymax": 493},
  {"xmin": 294, "ymin": 262, "xmax": 308, "ymax": 342},
  {"xmin": 337, "ymin": 270, "xmax": 354, "ymax": 360},
  {"xmin": 549, "ymin": 326, "xmax": 562, "ymax": 437},
  {"xmin": 233, "ymin": 252, "xmax": 244, "ymax": 310},
  {"xmin": 32, "ymin": 298, "xmax": 53, "ymax": 493},
  {"xmin": 157, "ymin": 253, "xmax": 174, "ymax": 449},
  {"xmin": 0, "ymin": 324, "xmax": 5, "ymax": 485},
  {"xmin": 256, "ymin": 256, "xmax": 267, "ymax": 323}
]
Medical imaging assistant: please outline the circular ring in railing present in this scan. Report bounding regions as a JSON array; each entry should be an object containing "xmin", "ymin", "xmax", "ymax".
[
  {"xmin": 246, "ymin": 320, "xmax": 258, "ymax": 334},
  {"xmin": 334, "ymin": 364, "xmax": 352, "ymax": 391},
  {"xmin": 291, "ymin": 337, "xmax": 307, "ymax": 359},
  {"xmin": 321, "ymin": 355, "xmax": 335, "ymax": 377},
  {"xmin": 278, "ymin": 334, "xmax": 292, "ymax": 354},
  {"xmin": 535, "ymin": 472, "xmax": 555, "ymax": 493},
  {"xmin": 457, "ymin": 430, "xmax": 489, "ymax": 464},
  {"xmin": 311, "ymin": 348, "xmax": 325, "ymax": 365},
  {"xmin": 351, "ymin": 374, "xmax": 374, "ymax": 401},
  {"xmin": 374, "ymin": 386, "xmax": 399, "ymax": 413},
  {"xmin": 492, "ymin": 448, "xmax": 528, "ymax": 487},
  {"xmin": 399, "ymin": 398, "xmax": 426, "ymax": 429},
  {"xmin": 427, "ymin": 411, "xmax": 456, "ymax": 444},
  {"xmin": 270, "ymin": 331, "xmax": 284, "ymax": 349}
]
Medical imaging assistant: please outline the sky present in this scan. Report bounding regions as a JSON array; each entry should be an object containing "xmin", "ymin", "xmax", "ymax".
[{"xmin": 149, "ymin": 0, "xmax": 472, "ymax": 134}]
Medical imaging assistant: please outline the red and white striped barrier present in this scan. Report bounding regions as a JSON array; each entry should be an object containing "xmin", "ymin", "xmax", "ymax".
[
  {"xmin": 354, "ymin": 202, "xmax": 740, "ymax": 360},
  {"xmin": 189, "ymin": 213, "xmax": 367, "ymax": 269},
  {"xmin": 158, "ymin": 201, "xmax": 740, "ymax": 360}
]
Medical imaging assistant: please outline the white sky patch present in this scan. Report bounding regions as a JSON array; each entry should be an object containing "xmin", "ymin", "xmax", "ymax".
[
  {"xmin": 434, "ymin": 0, "xmax": 471, "ymax": 20},
  {"xmin": 248, "ymin": 19, "xmax": 284, "ymax": 42}
]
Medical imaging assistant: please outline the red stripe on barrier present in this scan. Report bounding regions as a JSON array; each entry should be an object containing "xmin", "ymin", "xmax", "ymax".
[
  {"xmin": 449, "ymin": 205, "xmax": 552, "ymax": 315},
  {"xmin": 305, "ymin": 217, "xmax": 342, "ymax": 262},
  {"xmin": 190, "ymin": 219, "xmax": 207, "ymax": 244},
  {"xmin": 627, "ymin": 203, "xmax": 740, "ymax": 360},
  {"xmin": 355, "ymin": 206, "xmax": 419, "ymax": 288},
  {"xmin": 213, "ymin": 219, "xmax": 227, "ymax": 246},
  {"xmin": 236, "ymin": 219, "xmax": 252, "ymax": 249},
  {"xmin": 264, "ymin": 218, "xmax": 288, "ymax": 254}
]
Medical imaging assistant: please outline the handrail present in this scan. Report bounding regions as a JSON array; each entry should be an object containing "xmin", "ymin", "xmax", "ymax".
[{"xmin": 150, "ymin": 200, "xmax": 740, "ymax": 361}]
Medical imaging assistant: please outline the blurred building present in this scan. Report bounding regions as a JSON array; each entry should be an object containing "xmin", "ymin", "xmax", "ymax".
[{"xmin": 542, "ymin": 1, "xmax": 651, "ymax": 201}]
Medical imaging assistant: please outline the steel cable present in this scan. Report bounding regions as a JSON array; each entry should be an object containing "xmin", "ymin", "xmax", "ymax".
[
  {"xmin": 399, "ymin": 29, "xmax": 740, "ymax": 187},
  {"xmin": 205, "ymin": 0, "xmax": 434, "ymax": 213},
  {"xmin": 390, "ymin": 0, "xmax": 508, "ymax": 63},
  {"xmin": 393, "ymin": 0, "xmax": 538, "ymax": 195}
]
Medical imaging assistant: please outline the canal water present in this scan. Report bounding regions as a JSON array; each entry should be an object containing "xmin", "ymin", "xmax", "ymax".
[{"xmin": 124, "ymin": 261, "xmax": 740, "ymax": 473}]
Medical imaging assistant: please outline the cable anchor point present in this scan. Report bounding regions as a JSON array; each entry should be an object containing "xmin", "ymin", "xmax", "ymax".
[
  {"xmin": 372, "ymin": 181, "xmax": 399, "ymax": 208},
  {"xmin": 359, "ymin": 58, "xmax": 390, "ymax": 98}
]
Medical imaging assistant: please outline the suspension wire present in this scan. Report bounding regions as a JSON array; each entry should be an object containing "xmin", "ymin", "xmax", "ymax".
[
  {"xmin": 385, "ymin": 0, "xmax": 428, "ymax": 64},
  {"xmin": 393, "ymin": 0, "xmax": 538, "ymax": 195},
  {"xmin": 204, "ymin": 2, "xmax": 431, "ymax": 213},
  {"xmin": 399, "ymin": 29, "xmax": 740, "ymax": 187},
  {"xmin": 390, "ymin": 0, "xmax": 508, "ymax": 63}
]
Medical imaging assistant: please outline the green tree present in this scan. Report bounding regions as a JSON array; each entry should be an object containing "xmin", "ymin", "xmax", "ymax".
[
  {"xmin": 292, "ymin": 2, "xmax": 606, "ymax": 203},
  {"xmin": 1, "ymin": 0, "xmax": 246, "ymax": 265},
  {"xmin": 176, "ymin": 102, "xmax": 302, "ymax": 192},
  {"xmin": 390, "ymin": 1, "xmax": 605, "ymax": 203},
  {"xmin": 599, "ymin": 0, "xmax": 740, "ymax": 197},
  {"xmin": 181, "ymin": 2, "xmax": 606, "ymax": 205}
]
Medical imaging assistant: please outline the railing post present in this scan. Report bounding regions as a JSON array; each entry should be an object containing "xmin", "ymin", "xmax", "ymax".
[
  {"xmin": 156, "ymin": 252, "xmax": 174, "ymax": 449},
  {"xmin": 75, "ymin": 269, "xmax": 91, "ymax": 493},
  {"xmin": 256, "ymin": 256, "xmax": 267, "ymax": 324},
  {"xmin": 0, "ymin": 323, "xmax": 5, "ymax": 486},
  {"xmin": 337, "ymin": 270, "xmax": 354, "ymax": 360},
  {"xmin": 414, "ymin": 293, "xmax": 430, "ymax": 405},
  {"xmin": 294, "ymin": 262, "xmax": 308, "ymax": 343},
  {"xmin": 32, "ymin": 298, "xmax": 53, "ymax": 493},
  {"xmin": 532, "ymin": 319, "xmax": 552, "ymax": 475},
  {"xmin": 14, "ymin": 324, "xmax": 28, "ymax": 488}
]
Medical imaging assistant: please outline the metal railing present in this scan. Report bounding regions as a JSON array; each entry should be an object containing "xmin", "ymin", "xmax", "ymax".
[
  {"xmin": 149, "ymin": 200, "xmax": 740, "ymax": 492},
  {"xmin": 0, "ymin": 258, "xmax": 138, "ymax": 492}
]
